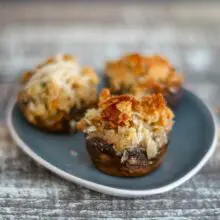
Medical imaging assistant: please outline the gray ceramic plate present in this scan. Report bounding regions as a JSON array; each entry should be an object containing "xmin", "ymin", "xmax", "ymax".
[{"xmin": 7, "ymin": 89, "xmax": 217, "ymax": 197}]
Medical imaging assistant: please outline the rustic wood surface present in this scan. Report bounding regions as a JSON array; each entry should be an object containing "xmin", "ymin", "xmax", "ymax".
[{"xmin": 0, "ymin": 2, "xmax": 220, "ymax": 219}]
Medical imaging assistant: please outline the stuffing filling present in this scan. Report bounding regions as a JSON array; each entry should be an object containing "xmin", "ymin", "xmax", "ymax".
[
  {"xmin": 77, "ymin": 89, "xmax": 174, "ymax": 159},
  {"xmin": 105, "ymin": 53, "xmax": 183, "ymax": 97},
  {"xmin": 18, "ymin": 54, "xmax": 99, "ymax": 128}
]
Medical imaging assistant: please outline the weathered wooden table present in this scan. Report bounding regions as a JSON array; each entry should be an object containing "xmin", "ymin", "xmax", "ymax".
[{"xmin": 0, "ymin": 2, "xmax": 220, "ymax": 219}]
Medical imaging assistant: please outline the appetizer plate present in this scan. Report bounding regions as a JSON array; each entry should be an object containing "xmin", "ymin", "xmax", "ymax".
[{"xmin": 7, "ymin": 89, "xmax": 217, "ymax": 197}]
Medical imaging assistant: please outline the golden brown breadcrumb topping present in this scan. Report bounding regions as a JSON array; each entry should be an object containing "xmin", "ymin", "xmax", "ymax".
[
  {"xmin": 140, "ymin": 94, "xmax": 174, "ymax": 128},
  {"xmin": 18, "ymin": 54, "xmax": 99, "ymax": 129},
  {"xmin": 22, "ymin": 54, "xmax": 98, "ymax": 85},
  {"xmin": 78, "ymin": 89, "xmax": 173, "ymax": 131},
  {"xmin": 77, "ymin": 89, "xmax": 174, "ymax": 156},
  {"xmin": 105, "ymin": 53, "xmax": 184, "ymax": 96},
  {"xmin": 98, "ymin": 89, "xmax": 139, "ymax": 129}
]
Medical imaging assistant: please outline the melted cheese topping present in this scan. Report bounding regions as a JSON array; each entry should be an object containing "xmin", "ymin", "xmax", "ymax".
[
  {"xmin": 105, "ymin": 53, "xmax": 183, "ymax": 96},
  {"xmin": 77, "ymin": 89, "xmax": 174, "ymax": 159},
  {"xmin": 19, "ymin": 54, "xmax": 99, "ymax": 127},
  {"xmin": 25, "ymin": 55, "xmax": 80, "ymax": 98}
]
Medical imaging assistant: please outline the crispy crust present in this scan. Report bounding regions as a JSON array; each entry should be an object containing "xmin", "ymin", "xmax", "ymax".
[
  {"xmin": 78, "ymin": 89, "xmax": 174, "ymax": 131},
  {"xmin": 105, "ymin": 75, "xmax": 183, "ymax": 108},
  {"xmin": 18, "ymin": 54, "xmax": 99, "ymax": 132},
  {"xmin": 98, "ymin": 89, "xmax": 139, "ymax": 128},
  {"xmin": 23, "ymin": 54, "xmax": 98, "ymax": 86},
  {"xmin": 86, "ymin": 137, "xmax": 168, "ymax": 177},
  {"xmin": 18, "ymin": 98, "xmax": 96, "ymax": 133},
  {"xmin": 105, "ymin": 53, "xmax": 184, "ymax": 107},
  {"xmin": 79, "ymin": 90, "xmax": 173, "ymax": 176}
]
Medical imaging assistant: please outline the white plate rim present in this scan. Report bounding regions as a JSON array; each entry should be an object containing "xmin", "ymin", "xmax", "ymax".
[{"xmin": 6, "ymin": 91, "xmax": 218, "ymax": 198}]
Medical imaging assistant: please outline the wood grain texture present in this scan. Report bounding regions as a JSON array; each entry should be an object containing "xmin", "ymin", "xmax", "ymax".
[{"xmin": 0, "ymin": 2, "xmax": 220, "ymax": 219}]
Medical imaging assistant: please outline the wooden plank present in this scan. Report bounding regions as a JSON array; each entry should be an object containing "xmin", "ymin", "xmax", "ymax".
[{"xmin": 1, "ymin": 2, "xmax": 220, "ymax": 25}]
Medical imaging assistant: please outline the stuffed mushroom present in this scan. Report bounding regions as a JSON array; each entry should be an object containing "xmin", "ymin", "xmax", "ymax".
[
  {"xmin": 105, "ymin": 53, "xmax": 184, "ymax": 108},
  {"xmin": 77, "ymin": 89, "xmax": 174, "ymax": 177},
  {"xmin": 18, "ymin": 54, "xmax": 99, "ymax": 132}
]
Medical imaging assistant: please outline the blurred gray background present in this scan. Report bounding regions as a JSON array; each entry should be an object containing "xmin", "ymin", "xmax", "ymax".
[{"xmin": 1, "ymin": 1, "xmax": 220, "ymax": 103}]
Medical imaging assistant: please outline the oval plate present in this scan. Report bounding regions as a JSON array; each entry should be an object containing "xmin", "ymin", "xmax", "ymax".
[{"xmin": 7, "ymin": 89, "xmax": 217, "ymax": 197}]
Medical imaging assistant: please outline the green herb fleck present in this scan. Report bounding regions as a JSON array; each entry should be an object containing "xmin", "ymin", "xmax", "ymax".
[
  {"xmin": 40, "ymin": 82, "xmax": 46, "ymax": 88},
  {"xmin": 127, "ymin": 63, "xmax": 133, "ymax": 70}
]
